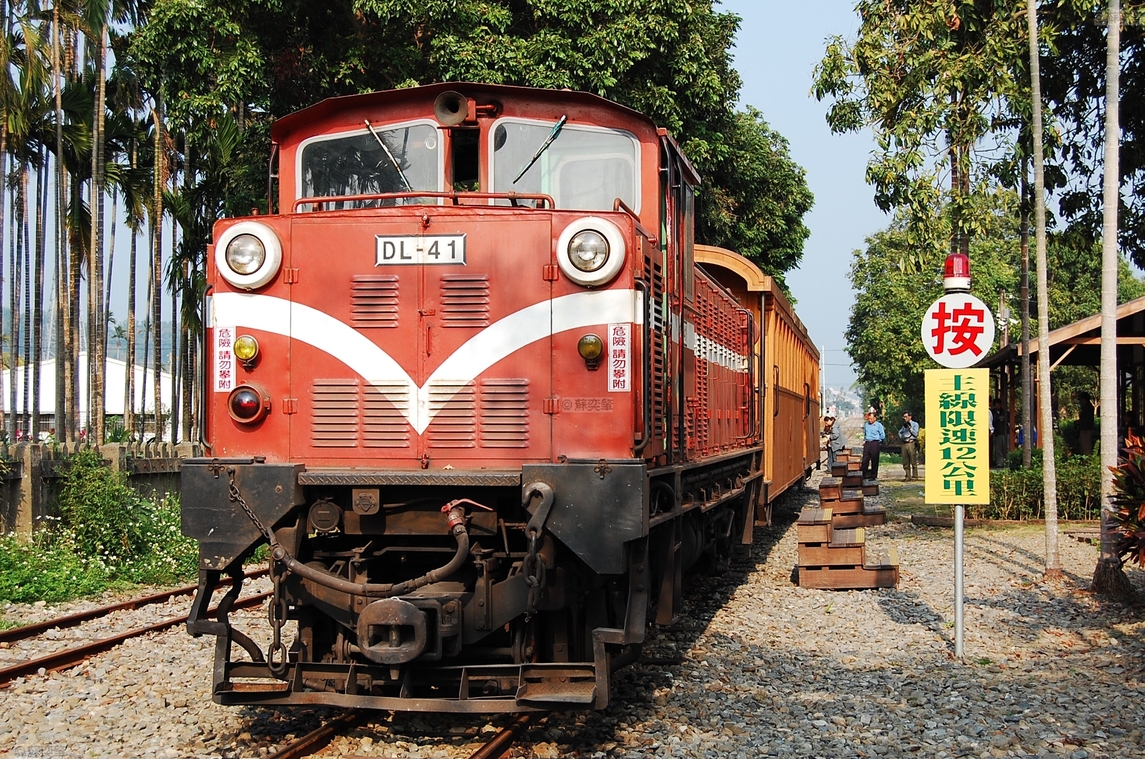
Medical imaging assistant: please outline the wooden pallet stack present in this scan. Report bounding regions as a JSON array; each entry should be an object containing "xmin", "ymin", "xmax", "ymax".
[{"xmin": 796, "ymin": 450, "xmax": 899, "ymax": 589}]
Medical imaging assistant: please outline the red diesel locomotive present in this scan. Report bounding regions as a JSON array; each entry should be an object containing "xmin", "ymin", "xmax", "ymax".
[{"xmin": 183, "ymin": 83, "xmax": 820, "ymax": 713}]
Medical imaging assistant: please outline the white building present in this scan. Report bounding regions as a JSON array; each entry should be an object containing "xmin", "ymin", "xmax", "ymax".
[{"xmin": 0, "ymin": 353, "xmax": 174, "ymax": 435}]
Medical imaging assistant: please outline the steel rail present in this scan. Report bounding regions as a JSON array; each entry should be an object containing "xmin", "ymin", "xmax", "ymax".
[
  {"xmin": 468, "ymin": 714, "xmax": 534, "ymax": 759},
  {"xmin": 0, "ymin": 591, "xmax": 272, "ymax": 686},
  {"xmin": 267, "ymin": 711, "xmax": 367, "ymax": 758},
  {"xmin": 0, "ymin": 567, "xmax": 269, "ymax": 645}
]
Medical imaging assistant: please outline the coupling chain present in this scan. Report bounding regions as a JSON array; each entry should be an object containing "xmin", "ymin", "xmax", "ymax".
[
  {"xmin": 268, "ymin": 568, "xmax": 289, "ymax": 675},
  {"xmin": 521, "ymin": 483, "xmax": 554, "ymax": 618},
  {"xmin": 228, "ymin": 467, "xmax": 288, "ymax": 674},
  {"xmin": 227, "ymin": 467, "xmax": 272, "ymax": 542}
]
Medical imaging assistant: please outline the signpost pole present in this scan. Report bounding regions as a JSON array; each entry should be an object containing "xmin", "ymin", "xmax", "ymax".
[
  {"xmin": 954, "ymin": 503, "xmax": 964, "ymax": 659},
  {"xmin": 922, "ymin": 253, "xmax": 994, "ymax": 665}
]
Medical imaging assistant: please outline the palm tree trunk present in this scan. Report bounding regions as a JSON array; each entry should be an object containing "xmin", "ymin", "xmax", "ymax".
[
  {"xmin": 52, "ymin": 2, "xmax": 65, "ymax": 441},
  {"xmin": 169, "ymin": 232, "xmax": 178, "ymax": 442},
  {"xmin": 21, "ymin": 168, "xmax": 31, "ymax": 435},
  {"xmin": 1027, "ymin": 0, "xmax": 1062, "ymax": 581},
  {"xmin": 1020, "ymin": 168, "xmax": 1032, "ymax": 468},
  {"xmin": 32, "ymin": 151, "xmax": 46, "ymax": 440},
  {"xmin": 104, "ymin": 187, "xmax": 117, "ymax": 360},
  {"xmin": 125, "ymin": 138, "xmax": 138, "ymax": 436},
  {"xmin": 1093, "ymin": 0, "xmax": 1134, "ymax": 596},
  {"xmin": 67, "ymin": 177, "xmax": 80, "ymax": 443},
  {"xmin": 151, "ymin": 98, "xmax": 164, "ymax": 441},
  {"xmin": 89, "ymin": 23, "xmax": 107, "ymax": 444}
]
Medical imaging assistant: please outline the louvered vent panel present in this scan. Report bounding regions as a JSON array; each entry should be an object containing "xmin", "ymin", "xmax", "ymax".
[
  {"xmin": 352, "ymin": 275, "xmax": 399, "ymax": 328},
  {"xmin": 426, "ymin": 381, "xmax": 477, "ymax": 448},
  {"xmin": 648, "ymin": 257, "xmax": 666, "ymax": 439},
  {"xmin": 479, "ymin": 379, "xmax": 529, "ymax": 448},
  {"xmin": 362, "ymin": 382, "xmax": 412, "ymax": 448},
  {"xmin": 440, "ymin": 275, "xmax": 490, "ymax": 328},
  {"xmin": 312, "ymin": 379, "xmax": 360, "ymax": 447}
]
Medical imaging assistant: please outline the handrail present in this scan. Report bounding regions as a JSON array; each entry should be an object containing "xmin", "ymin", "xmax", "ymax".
[
  {"xmin": 632, "ymin": 279, "xmax": 654, "ymax": 456},
  {"xmin": 613, "ymin": 198, "xmax": 658, "ymax": 245},
  {"xmin": 293, "ymin": 190, "xmax": 556, "ymax": 212}
]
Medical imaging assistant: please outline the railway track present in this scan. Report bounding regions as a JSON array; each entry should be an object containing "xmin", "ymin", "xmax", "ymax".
[
  {"xmin": 0, "ymin": 573, "xmax": 272, "ymax": 687},
  {"xmin": 267, "ymin": 712, "xmax": 536, "ymax": 759},
  {"xmin": 0, "ymin": 567, "xmax": 268, "ymax": 645}
]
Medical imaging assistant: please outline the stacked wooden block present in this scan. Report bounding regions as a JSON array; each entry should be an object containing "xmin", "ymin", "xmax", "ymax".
[{"xmin": 795, "ymin": 450, "xmax": 899, "ymax": 589}]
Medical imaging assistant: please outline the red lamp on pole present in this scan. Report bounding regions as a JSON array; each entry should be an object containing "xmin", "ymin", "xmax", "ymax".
[{"xmin": 943, "ymin": 252, "xmax": 971, "ymax": 293}]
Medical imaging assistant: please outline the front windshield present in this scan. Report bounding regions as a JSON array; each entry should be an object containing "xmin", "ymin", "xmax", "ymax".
[
  {"xmin": 491, "ymin": 120, "xmax": 640, "ymax": 211},
  {"xmin": 299, "ymin": 122, "xmax": 441, "ymax": 208}
]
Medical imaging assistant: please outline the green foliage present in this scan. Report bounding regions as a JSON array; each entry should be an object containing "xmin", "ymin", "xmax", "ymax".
[
  {"xmin": 0, "ymin": 451, "xmax": 199, "ymax": 603},
  {"xmin": 57, "ymin": 450, "xmax": 198, "ymax": 585},
  {"xmin": 847, "ymin": 193, "xmax": 1145, "ymax": 416},
  {"xmin": 846, "ymin": 192, "xmax": 1020, "ymax": 415},
  {"xmin": 0, "ymin": 532, "xmax": 114, "ymax": 604},
  {"xmin": 128, "ymin": 0, "xmax": 813, "ymax": 277},
  {"xmin": 813, "ymin": 0, "xmax": 1029, "ymax": 263},
  {"xmin": 104, "ymin": 415, "xmax": 134, "ymax": 443},
  {"xmin": 979, "ymin": 452, "xmax": 1101, "ymax": 521},
  {"xmin": 1039, "ymin": 0, "xmax": 1145, "ymax": 267}
]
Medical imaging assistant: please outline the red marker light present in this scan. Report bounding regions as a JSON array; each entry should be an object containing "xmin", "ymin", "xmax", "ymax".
[{"xmin": 228, "ymin": 385, "xmax": 270, "ymax": 423}]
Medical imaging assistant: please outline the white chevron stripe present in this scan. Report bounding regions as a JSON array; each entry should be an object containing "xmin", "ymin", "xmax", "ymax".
[{"xmin": 212, "ymin": 289, "xmax": 641, "ymax": 434}]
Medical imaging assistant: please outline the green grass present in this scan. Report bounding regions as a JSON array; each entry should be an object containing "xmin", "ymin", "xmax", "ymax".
[{"xmin": 0, "ymin": 450, "xmax": 199, "ymax": 605}]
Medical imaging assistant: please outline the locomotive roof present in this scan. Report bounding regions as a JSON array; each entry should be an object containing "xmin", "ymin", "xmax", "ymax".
[{"xmin": 271, "ymin": 82, "xmax": 659, "ymax": 144}]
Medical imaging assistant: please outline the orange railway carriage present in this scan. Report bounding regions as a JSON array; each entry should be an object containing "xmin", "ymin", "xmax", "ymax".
[
  {"xmin": 181, "ymin": 83, "xmax": 820, "ymax": 713},
  {"xmin": 695, "ymin": 245, "xmax": 822, "ymax": 525}
]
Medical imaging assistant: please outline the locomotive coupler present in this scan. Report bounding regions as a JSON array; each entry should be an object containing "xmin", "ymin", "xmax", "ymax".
[{"xmin": 522, "ymin": 483, "xmax": 555, "ymax": 617}]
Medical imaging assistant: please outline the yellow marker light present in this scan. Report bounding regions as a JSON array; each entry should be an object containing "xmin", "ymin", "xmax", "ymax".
[
  {"xmin": 233, "ymin": 334, "xmax": 259, "ymax": 362},
  {"xmin": 578, "ymin": 334, "xmax": 604, "ymax": 361}
]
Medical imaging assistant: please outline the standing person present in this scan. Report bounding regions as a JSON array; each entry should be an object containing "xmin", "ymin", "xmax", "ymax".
[
  {"xmin": 823, "ymin": 412, "xmax": 847, "ymax": 466},
  {"xmin": 899, "ymin": 411, "xmax": 920, "ymax": 481},
  {"xmin": 861, "ymin": 408, "xmax": 886, "ymax": 481}
]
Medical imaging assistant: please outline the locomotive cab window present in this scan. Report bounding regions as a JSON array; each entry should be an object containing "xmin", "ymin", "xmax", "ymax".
[
  {"xmin": 298, "ymin": 119, "xmax": 443, "ymax": 207},
  {"xmin": 489, "ymin": 118, "xmax": 640, "ymax": 211}
]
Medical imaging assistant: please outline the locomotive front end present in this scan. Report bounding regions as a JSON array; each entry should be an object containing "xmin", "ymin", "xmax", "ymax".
[{"xmin": 181, "ymin": 84, "xmax": 661, "ymax": 712}]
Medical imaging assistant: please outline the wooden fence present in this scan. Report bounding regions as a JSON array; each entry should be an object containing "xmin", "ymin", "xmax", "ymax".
[{"xmin": 0, "ymin": 441, "xmax": 202, "ymax": 537}]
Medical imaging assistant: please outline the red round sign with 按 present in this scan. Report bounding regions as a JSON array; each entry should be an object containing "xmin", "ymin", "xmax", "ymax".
[{"xmin": 921, "ymin": 293, "xmax": 995, "ymax": 369}]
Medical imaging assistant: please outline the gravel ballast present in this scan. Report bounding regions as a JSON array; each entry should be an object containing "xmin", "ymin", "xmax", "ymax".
[{"xmin": 2, "ymin": 470, "xmax": 1144, "ymax": 758}]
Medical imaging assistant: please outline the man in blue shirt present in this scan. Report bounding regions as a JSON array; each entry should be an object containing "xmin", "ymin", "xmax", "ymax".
[
  {"xmin": 898, "ymin": 411, "xmax": 920, "ymax": 481},
  {"xmin": 861, "ymin": 409, "xmax": 886, "ymax": 481}
]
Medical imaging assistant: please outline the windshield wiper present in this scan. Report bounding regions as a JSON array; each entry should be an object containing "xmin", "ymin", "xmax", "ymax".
[
  {"xmin": 512, "ymin": 115, "xmax": 566, "ymax": 184},
  {"xmin": 364, "ymin": 119, "xmax": 413, "ymax": 192}
]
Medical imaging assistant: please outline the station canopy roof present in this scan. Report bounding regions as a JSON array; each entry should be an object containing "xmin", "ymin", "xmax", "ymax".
[{"xmin": 980, "ymin": 294, "xmax": 1145, "ymax": 370}]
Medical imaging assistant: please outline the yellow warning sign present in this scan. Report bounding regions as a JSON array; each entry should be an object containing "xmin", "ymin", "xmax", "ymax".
[{"xmin": 924, "ymin": 369, "xmax": 990, "ymax": 504}]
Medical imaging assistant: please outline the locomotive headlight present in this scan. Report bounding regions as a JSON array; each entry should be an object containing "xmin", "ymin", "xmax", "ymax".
[
  {"xmin": 556, "ymin": 217, "xmax": 626, "ymax": 286},
  {"xmin": 214, "ymin": 220, "xmax": 283, "ymax": 290},
  {"xmin": 568, "ymin": 230, "xmax": 609, "ymax": 272},
  {"xmin": 225, "ymin": 235, "xmax": 265, "ymax": 274},
  {"xmin": 227, "ymin": 384, "xmax": 271, "ymax": 424}
]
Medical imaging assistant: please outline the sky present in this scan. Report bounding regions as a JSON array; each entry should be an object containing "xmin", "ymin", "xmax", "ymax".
[{"xmin": 722, "ymin": 1, "xmax": 888, "ymax": 388}]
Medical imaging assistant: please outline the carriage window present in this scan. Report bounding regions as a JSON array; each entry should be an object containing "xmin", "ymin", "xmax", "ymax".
[
  {"xmin": 490, "ymin": 119, "xmax": 640, "ymax": 211},
  {"xmin": 299, "ymin": 121, "xmax": 442, "ymax": 207}
]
